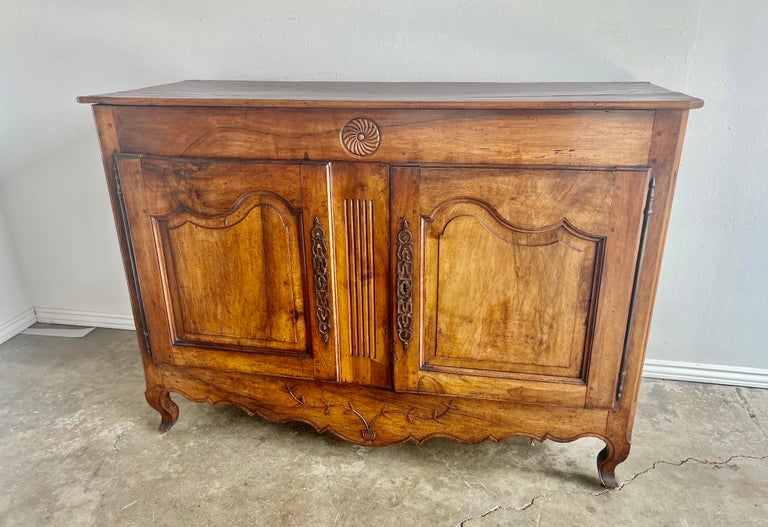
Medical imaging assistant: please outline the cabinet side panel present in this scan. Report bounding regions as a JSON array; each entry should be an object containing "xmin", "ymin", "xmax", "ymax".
[
  {"xmin": 92, "ymin": 107, "xmax": 165, "ymax": 385},
  {"xmin": 92, "ymin": 107, "xmax": 140, "ymax": 332},
  {"xmin": 606, "ymin": 110, "xmax": 690, "ymax": 440}
]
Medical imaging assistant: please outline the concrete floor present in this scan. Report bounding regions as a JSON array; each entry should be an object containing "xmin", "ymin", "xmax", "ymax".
[{"xmin": 0, "ymin": 328, "xmax": 766, "ymax": 526}]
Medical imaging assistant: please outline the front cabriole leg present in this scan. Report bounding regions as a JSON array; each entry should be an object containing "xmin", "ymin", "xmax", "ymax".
[
  {"xmin": 145, "ymin": 388, "xmax": 179, "ymax": 432},
  {"xmin": 597, "ymin": 437, "xmax": 630, "ymax": 488}
]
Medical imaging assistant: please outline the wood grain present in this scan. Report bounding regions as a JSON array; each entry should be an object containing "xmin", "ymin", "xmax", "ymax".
[
  {"xmin": 79, "ymin": 80, "xmax": 703, "ymax": 110},
  {"xmin": 600, "ymin": 110, "xmax": 692, "ymax": 485},
  {"xmin": 93, "ymin": 108, "xmax": 179, "ymax": 430},
  {"xmin": 160, "ymin": 365, "xmax": 610, "ymax": 447},
  {"xmin": 110, "ymin": 107, "xmax": 656, "ymax": 166},
  {"xmin": 115, "ymin": 156, "xmax": 338, "ymax": 380},
  {"xmin": 330, "ymin": 163, "xmax": 391, "ymax": 388},
  {"xmin": 155, "ymin": 192, "xmax": 306, "ymax": 350},
  {"xmin": 82, "ymin": 81, "xmax": 701, "ymax": 487},
  {"xmin": 398, "ymin": 166, "xmax": 650, "ymax": 406}
]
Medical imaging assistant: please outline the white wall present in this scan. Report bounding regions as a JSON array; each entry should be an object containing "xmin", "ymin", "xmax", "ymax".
[
  {"xmin": 0, "ymin": 197, "xmax": 32, "ymax": 341},
  {"xmin": 647, "ymin": 1, "xmax": 768, "ymax": 370},
  {"xmin": 0, "ymin": 1, "xmax": 766, "ymax": 369}
]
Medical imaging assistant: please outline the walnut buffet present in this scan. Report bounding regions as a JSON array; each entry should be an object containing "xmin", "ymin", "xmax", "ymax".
[{"xmin": 79, "ymin": 81, "xmax": 702, "ymax": 487}]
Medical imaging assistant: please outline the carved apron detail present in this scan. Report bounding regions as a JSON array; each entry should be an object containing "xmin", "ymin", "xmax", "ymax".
[{"xmin": 287, "ymin": 386, "xmax": 454, "ymax": 442}]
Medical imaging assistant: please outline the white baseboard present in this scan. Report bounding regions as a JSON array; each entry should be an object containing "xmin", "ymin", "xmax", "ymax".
[
  {"xmin": 643, "ymin": 359, "xmax": 768, "ymax": 389},
  {"xmin": 0, "ymin": 308, "xmax": 37, "ymax": 345},
  {"xmin": 34, "ymin": 307, "xmax": 135, "ymax": 331}
]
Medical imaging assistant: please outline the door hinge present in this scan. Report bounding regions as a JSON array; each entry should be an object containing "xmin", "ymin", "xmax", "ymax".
[
  {"xmin": 644, "ymin": 176, "xmax": 657, "ymax": 216},
  {"xmin": 616, "ymin": 176, "xmax": 656, "ymax": 402},
  {"xmin": 142, "ymin": 329, "xmax": 152, "ymax": 357},
  {"xmin": 112, "ymin": 157, "xmax": 121, "ymax": 194},
  {"xmin": 113, "ymin": 156, "xmax": 153, "ymax": 359}
]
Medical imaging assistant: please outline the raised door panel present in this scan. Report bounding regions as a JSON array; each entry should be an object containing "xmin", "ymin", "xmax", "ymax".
[
  {"xmin": 392, "ymin": 166, "xmax": 651, "ymax": 408},
  {"xmin": 154, "ymin": 192, "xmax": 306, "ymax": 351},
  {"xmin": 115, "ymin": 156, "xmax": 337, "ymax": 381},
  {"xmin": 422, "ymin": 208, "xmax": 600, "ymax": 379}
]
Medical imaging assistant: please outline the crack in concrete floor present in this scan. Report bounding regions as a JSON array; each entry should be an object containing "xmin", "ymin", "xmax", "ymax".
[{"xmin": 455, "ymin": 454, "xmax": 768, "ymax": 526}]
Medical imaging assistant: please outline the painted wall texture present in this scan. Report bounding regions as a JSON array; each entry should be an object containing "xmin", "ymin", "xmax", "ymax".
[
  {"xmin": 0, "ymin": 200, "xmax": 30, "ymax": 326},
  {"xmin": 0, "ymin": 1, "xmax": 766, "ymax": 367}
]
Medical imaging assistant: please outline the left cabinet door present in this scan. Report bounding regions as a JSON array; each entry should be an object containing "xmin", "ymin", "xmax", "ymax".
[{"xmin": 115, "ymin": 156, "xmax": 337, "ymax": 381}]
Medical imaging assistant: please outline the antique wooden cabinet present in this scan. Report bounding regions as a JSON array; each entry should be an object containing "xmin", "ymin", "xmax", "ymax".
[{"xmin": 79, "ymin": 81, "xmax": 702, "ymax": 487}]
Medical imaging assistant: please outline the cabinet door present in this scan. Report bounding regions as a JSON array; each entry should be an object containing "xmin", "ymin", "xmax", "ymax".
[
  {"xmin": 115, "ymin": 156, "xmax": 337, "ymax": 381},
  {"xmin": 392, "ymin": 166, "xmax": 651, "ymax": 408}
]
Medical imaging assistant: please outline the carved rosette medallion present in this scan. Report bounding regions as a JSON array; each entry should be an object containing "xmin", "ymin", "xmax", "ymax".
[
  {"xmin": 396, "ymin": 219, "xmax": 414, "ymax": 350},
  {"xmin": 310, "ymin": 217, "xmax": 332, "ymax": 343},
  {"xmin": 340, "ymin": 117, "xmax": 381, "ymax": 157}
]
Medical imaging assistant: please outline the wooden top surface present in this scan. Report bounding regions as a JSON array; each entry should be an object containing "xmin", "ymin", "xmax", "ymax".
[{"xmin": 79, "ymin": 80, "xmax": 703, "ymax": 110}]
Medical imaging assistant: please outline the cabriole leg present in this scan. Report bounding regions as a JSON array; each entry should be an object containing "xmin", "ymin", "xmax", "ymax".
[
  {"xmin": 597, "ymin": 439, "xmax": 630, "ymax": 488},
  {"xmin": 145, "ymin": 389, "xmax": 179, "ymax": 432}
]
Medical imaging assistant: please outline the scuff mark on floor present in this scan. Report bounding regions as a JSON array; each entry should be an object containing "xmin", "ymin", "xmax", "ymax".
[{"xmin": 735, "ymin": 388, "xmax": 768, "ymax": 440}]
